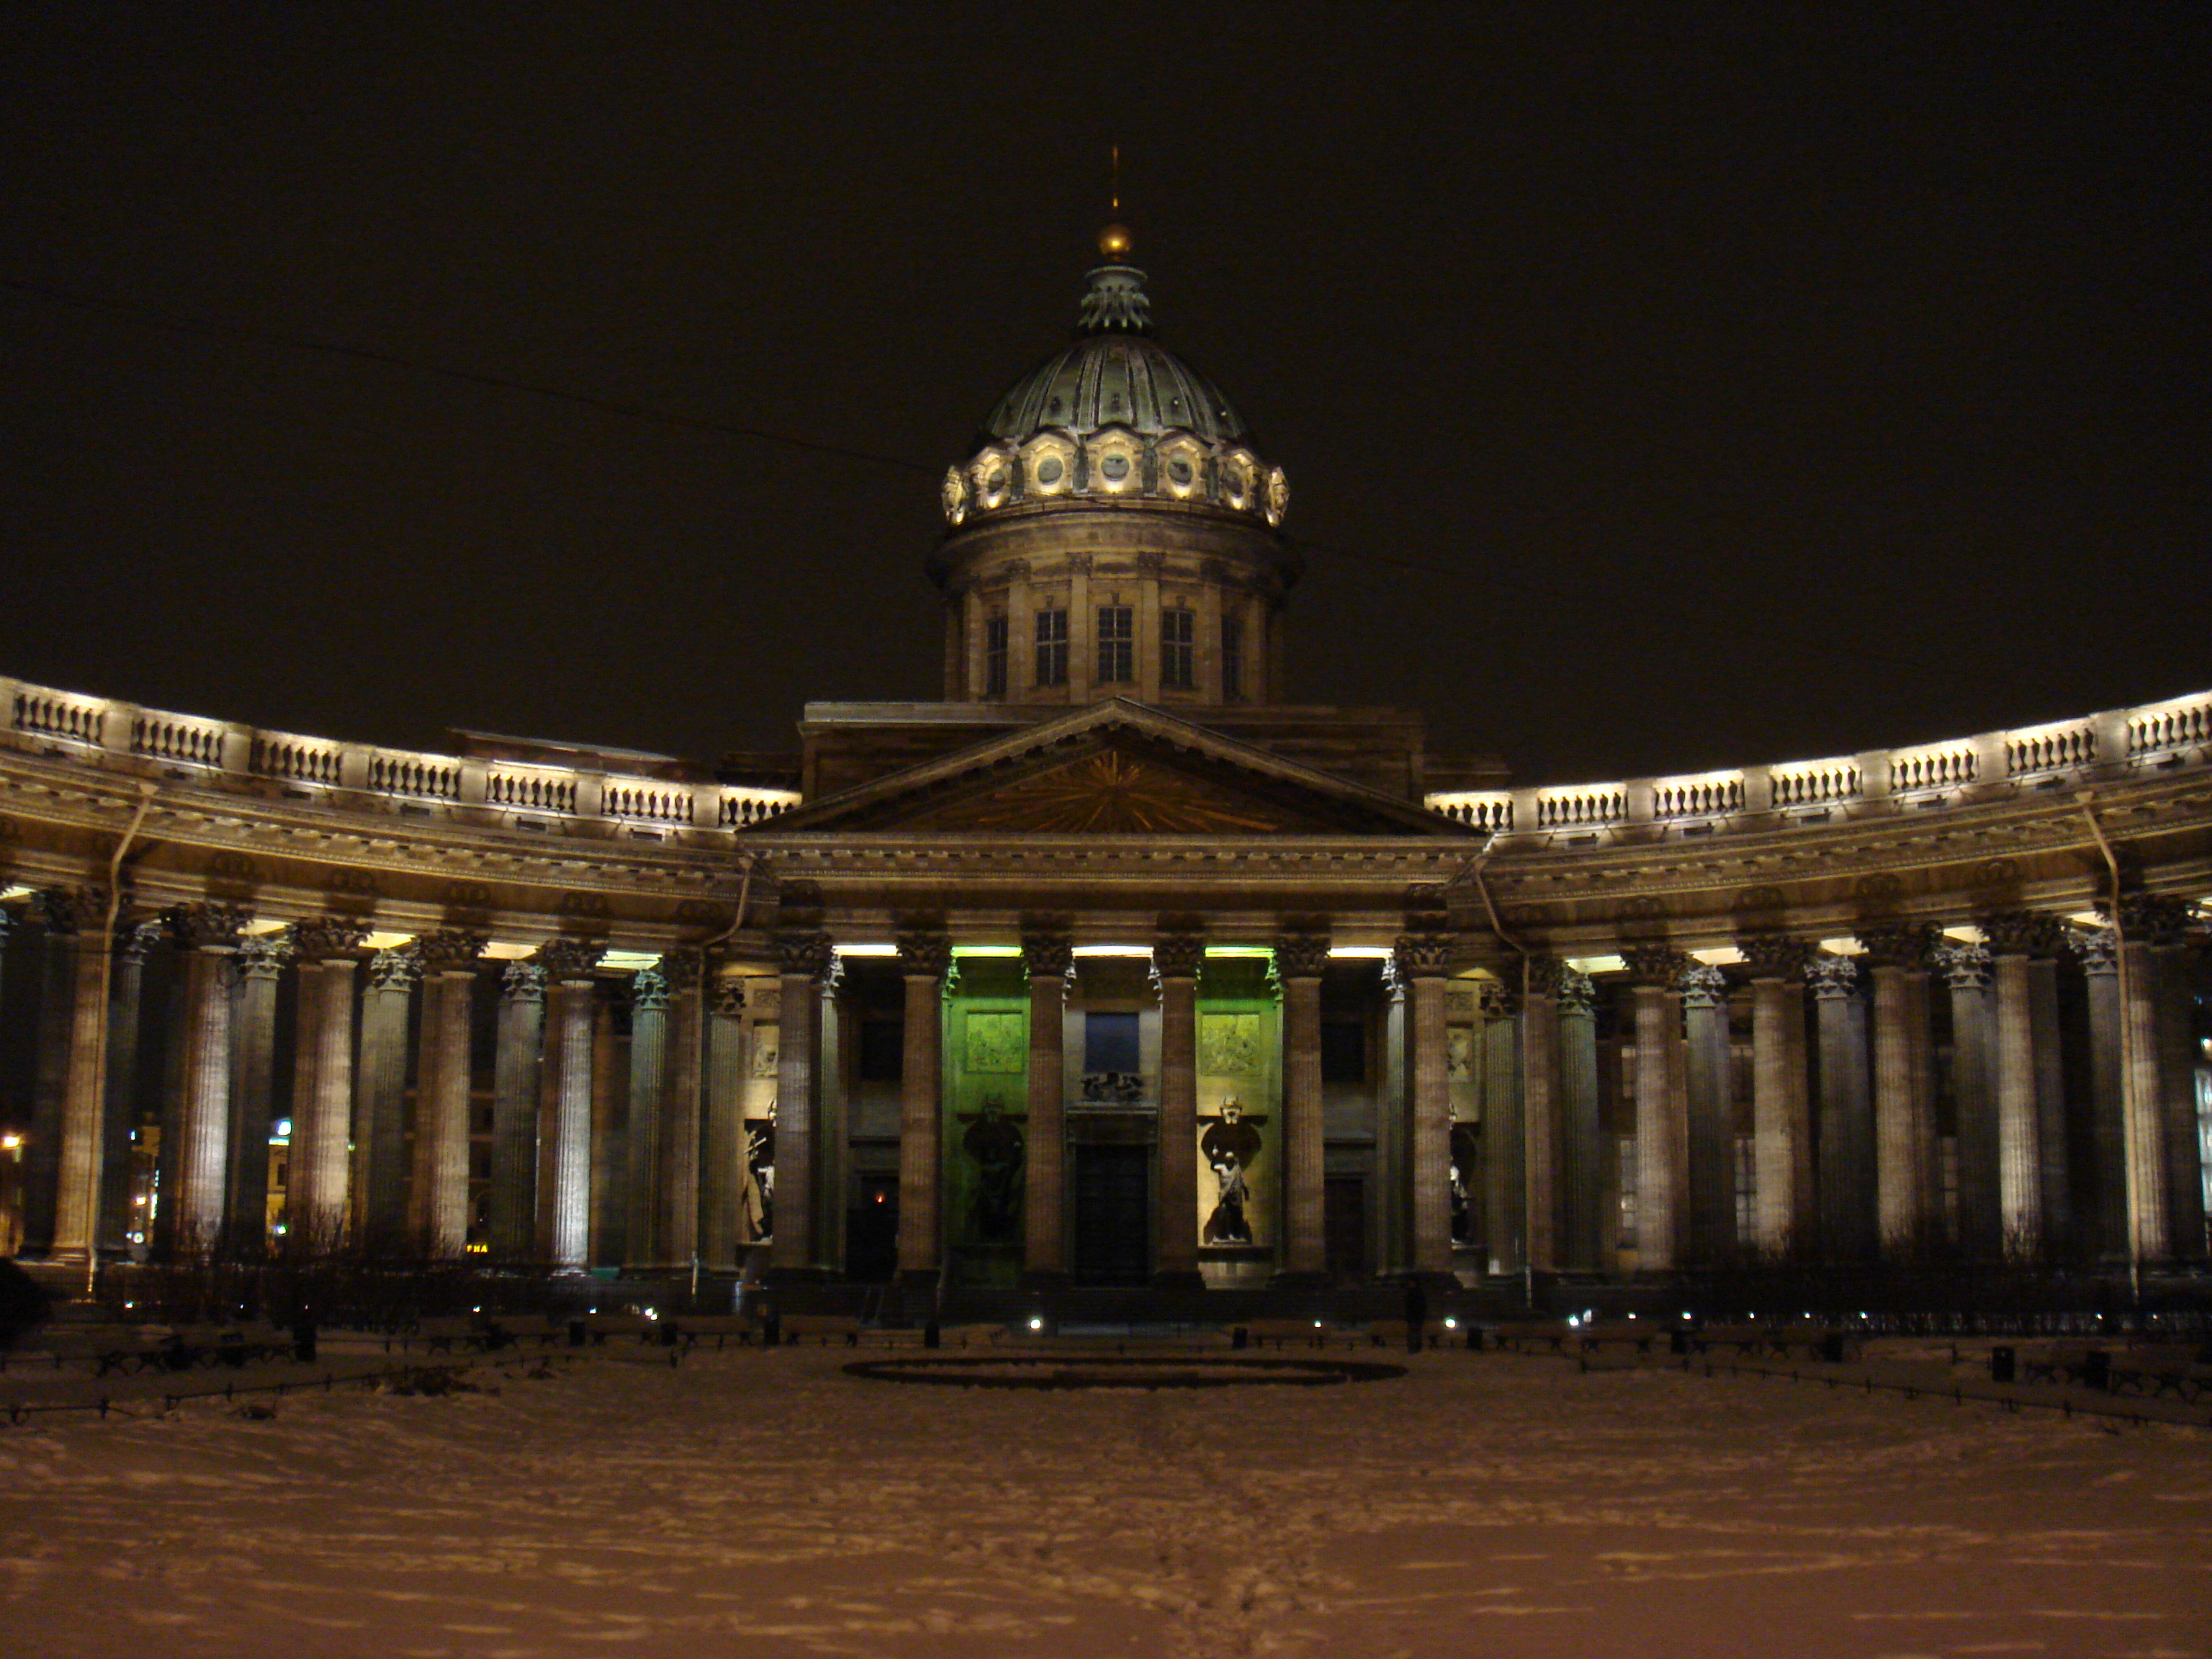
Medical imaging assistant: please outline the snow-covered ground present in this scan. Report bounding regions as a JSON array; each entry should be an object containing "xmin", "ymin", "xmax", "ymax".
[{"xmin": 3, "ymin": 1342, "xmax": 2208, "ymax": 1658}]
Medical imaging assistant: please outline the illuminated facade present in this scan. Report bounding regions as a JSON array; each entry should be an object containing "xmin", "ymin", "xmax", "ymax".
[{"xmin": 1, "ymin": 251, "xmax": 2208, "ymax": 1287}]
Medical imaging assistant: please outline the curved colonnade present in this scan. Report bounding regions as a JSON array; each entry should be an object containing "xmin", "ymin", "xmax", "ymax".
[{"xmin": 1, "ymin": 673, "xmax": 2207, "ymax": 1283}]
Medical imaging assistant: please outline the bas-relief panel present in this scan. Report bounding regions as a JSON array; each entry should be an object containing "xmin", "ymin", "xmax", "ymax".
[
  {"xmin": 1199, "ymin": 1012, "xmax": 1263, "ymax": 1076},
  {"xmin": 964, "ymin": 1011, "xmax": 1025, "ymax": 1074},
  {"xmin": 1445, "ymin": 1028, "xmax": 1478, "ymax": 1083},
  {"xmin": 750, "ymin": 1024, "xmax": 781, "ymax": 1081}
]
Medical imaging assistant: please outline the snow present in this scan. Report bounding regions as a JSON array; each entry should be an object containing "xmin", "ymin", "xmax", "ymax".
[{"xmin": 3, "ymin": 1342, "xmax": 2209, "ymax": 1658}]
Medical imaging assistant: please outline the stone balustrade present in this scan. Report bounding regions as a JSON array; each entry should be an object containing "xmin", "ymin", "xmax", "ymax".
[
  {"xmin": 1427, "ymin": 688, "xmax": 2210, "ymax": 845},
  {"xmin": 5, "ymin": 673, "xmax": 2208, "ymax": 852},
  {"xmin": 1, "ymin": 675, "xmax": 797, "ymax": 842}
]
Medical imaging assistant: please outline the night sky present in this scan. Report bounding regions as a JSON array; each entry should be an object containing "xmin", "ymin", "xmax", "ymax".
[{"xmin": 4, "ymin": 4, "xmax": 2206, "ymax": 787}]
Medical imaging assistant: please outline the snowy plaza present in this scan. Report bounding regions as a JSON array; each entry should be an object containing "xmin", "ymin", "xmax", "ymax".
[{"xmin": 4, "ymin": 1339, "xmax": 2210, "ymax": 1658}]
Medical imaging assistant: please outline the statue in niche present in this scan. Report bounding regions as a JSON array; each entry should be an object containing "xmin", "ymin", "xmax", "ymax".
[
  {"xmin": 744, "ymin": 1102, "xmax": 776, "ymax": 1241},
  {"xmin": 958, "ymin": 1094, "xmax": 1025, "ymax": 1242},
  {"xmin": 1449, "ymin": 1123, "xmax": 1479, "ymax": 1245},
  {"xmin": 1446, "ymin": 1028, "xmax": 1477, "ymax": 1082},
  {"xmin": 751, "ymin": 1034, "xmax": 780, "ymax": 1080},
  {"xmin": 1199, "ymin": 1097, "xmax": 1267, "ymax": 1245}
]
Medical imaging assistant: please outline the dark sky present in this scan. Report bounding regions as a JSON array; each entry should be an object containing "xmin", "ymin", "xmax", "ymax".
[{"xmin": 4, "ymin": 3, "xmax": 2206, "ymax": 786}]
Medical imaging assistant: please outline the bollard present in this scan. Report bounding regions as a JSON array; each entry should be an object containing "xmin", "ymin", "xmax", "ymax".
[
  {"xmin": 1232, "ymin": 1326, "xmax": 1249, "ymax": 1351},
  {"xmin": 1989, "ymin": 1346, "xmax": 2015, "ymax": 1384},
  {"xmin": 2081, "ymin": 1350, "xmax": 2111, "ymax": 1393},
  {"xmin": 924, "ymin": 1321, "xmax": 940, "ymax": 1350},
  {"xmin": 291, "ymin": 1320, "xmax": 318, "ymax": 1364},
  {"xmin": 567, "ymin": 1318, "xmax": 587, "ymax": 1349}
]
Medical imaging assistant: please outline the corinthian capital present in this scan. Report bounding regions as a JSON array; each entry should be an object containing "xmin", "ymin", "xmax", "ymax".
[
  {"xmin": 1936, "ymin": 940, "xmax": 1992, "ymax": 991},
  {"xmin": 1390, "ymin": 932, "xmax": 1455, "ymax": 979},
  {"xmin": 414, "ymin": 929, "xmax": 487, "ymax": 974},
  {"xmin": 501, "ymin": 961, "xmax": 547, "ymax": 1004},
  {"xmin": 630, "ymin": 963, "xmax": 670, "ymax": 1014},
  {"xmin": 35, "ymin": 886, "xmax": 107, "ymax": 937},
  {"xmin": 773, "ymin": 930, "xmax": 833, "ymax": 982},
  {"xmin": 1152, "ymin": 932, "xmax": 1207, "ymax": 979},
  {"xmin": 1735, "ymin": 933, "xmax": 1812, "ymax": 982},
  {"xmin": 1979, "ymin": 909, "xmax": 2067, "ymax": 959},
  {"xmin": 233, "ymin": 932, "xmax": 292, "ymax": 984},
  {"xmin": 366, "ymin": 945, "xmax": 421, "ymax": 993},
  {"xmin": 1807, "ymin": 953, "xmax": 1860, "ymax": 999},
  {"xmin": 1621, "ymin": 944, "xmax": 1689, "ymax": 989},
  {"xmin": 1022, "ymin": 932, "xmax": 1074, "ymax": 980},
  {"xmin": 287, "ymin": 917, "xmax": 369, "ymax": 962},
  {"xmin": 1678, "ymin": 961, "xmax": 1730, "ymax": 1010},
  {"xmin": 2111, "ymin": 894, "xmax": 2198, "ymax": 948},
  {"xmin": 533, "ymin": 938, "xmax": 606, "ymax": 982},
  {"xmin": 895, "ymin": 930, "xmax": 953, "ymax": 979},
  {"xmin": 166, "ymin": 900, "xmax": 252, "ymax": 951},
  {"xmin": 1273, "ymin": 932, "xmax": 1331, "ymax": 979},
  {"xmin": 1854, "ymin": 924, "xmax": 1938, "ymax": 970}
]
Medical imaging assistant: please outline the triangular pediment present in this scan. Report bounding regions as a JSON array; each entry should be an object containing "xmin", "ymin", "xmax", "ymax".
[{"xmin": 755, "ymin": 701, "xmax": 1475, "ymax": 838}]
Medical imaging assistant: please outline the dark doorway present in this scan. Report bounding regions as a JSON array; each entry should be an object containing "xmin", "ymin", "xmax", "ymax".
[
  {"xmin": 846, "ymin": 1172, "xmax": 899, "ymax": 1282},
  {"xmin": 1324, "ymin": 1175, "xmax": 1367, "ymax": 1279},
  {"xmin": 1072, "ymin": 1143, "xmax": 1151, "ymax": 1285}
]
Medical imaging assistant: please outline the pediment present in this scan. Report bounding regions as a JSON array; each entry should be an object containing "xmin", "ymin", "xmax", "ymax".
[{"xmin": 757, "ymin": 701, "xmax": 1474, "ymax": 838}]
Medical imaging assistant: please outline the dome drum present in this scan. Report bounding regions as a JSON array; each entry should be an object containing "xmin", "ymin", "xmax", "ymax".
[{"xmin": 943, "ymin": 428, "xmax": 1285, "ymax": 528}]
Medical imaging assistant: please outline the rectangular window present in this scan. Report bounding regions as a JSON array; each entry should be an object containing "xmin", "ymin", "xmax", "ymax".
[
  {"xmin": 1161, "ymin": 608, "xmax": 1194, "ymax": 691},
  {"xmin": 983, "ymin": 614, "xmax": 1008, "ymax": 697},
  {"xmin": 1221, "ymin": 615, "xmax": 1244, "ymax": 702},
  {"xmin": 1097, "ymin": 604, "xmax": 1133, "ymax": 684},
  {"xmin": 1035, "ymin": 608, "xmax": 1069, "ymax": 687},
  {"xmin": 1081, "ymin": 1010, "xmax": 1144, "ymax": 1105}
]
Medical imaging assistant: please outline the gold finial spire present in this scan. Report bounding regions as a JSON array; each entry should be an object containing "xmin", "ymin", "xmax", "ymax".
[{"xmin": 1098, "ymin": 143, "xmax": 1133, "ymax": 261}]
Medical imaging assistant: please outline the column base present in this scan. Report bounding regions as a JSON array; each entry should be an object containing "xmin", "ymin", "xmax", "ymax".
[
  {"xmin": 895, "ymin": 1267, "xmax": 941, "ymax": 1290},
  {"xmin": 1149, "ymin": 1269, "xmax": 1207, "ymax": 1292}
]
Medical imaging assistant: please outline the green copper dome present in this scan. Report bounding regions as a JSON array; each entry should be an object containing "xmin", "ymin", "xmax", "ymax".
[{"xmin": 978, "ymin": 265, "xmax": 1249, "ymax": 446}]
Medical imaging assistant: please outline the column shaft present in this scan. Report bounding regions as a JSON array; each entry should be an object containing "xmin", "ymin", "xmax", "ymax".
[
  {"xmin": 2118, "ymin": 939, "xmax": 2170, "ymax": 1259},
  {"xmin": 544, "ymin": 975, "xmax": 597, "ymax": 1271},
  {"xmin": 289, "ymin": 955, "xmax": 360, "ymax": 1244},
  {"xmin": 662, "ymin": 963, "xmax": 704, "ymax": 1267},
  {"xmin": 1155, "ymin": 958, "xmax": 1201, "ymax": 1284},
  {"xmin": 1480, "ymin": 997, "xmax": 1522, "ymax": 1273},
  {"xmin": 415, "ymin": 968, "xmax": 475, "ymax": 1256},
  {"xmin": 1406, "ymin": 968, "xmax": 1452, "ymax": 1277},
  {"xmin": 626, "ymin": 968, "xmax": 670, "ymax": 1268},
  {"xmin": 700, "ymin": 981, "xmax": 746, "ymax": 1267},
  {"xmin": 358, "ymin": 953, "xmax": 415, "ymax": 1250},
  {"xmin": 896, "ymin": 957, "xmax": 944, "ymax": 1281},
  {"xmin": 1022, "ymin": 940, "xmax": 1071, "ymax": 1282},
  {"xmin": 49, "ymin": 927, "xmax": 113, "ymax": 1261},
  {"xmin": 1869, "ymin": 962, "xmax": 1931, "ymax": 1253},
  {"xmin": 1682, "ymin": 968, "xmax": 1734, "ymax": 1264},
  {"xmin": 770, "ymin": 940, "xmax": 826, "ymax": 1275},
  {"xmin": 1519, "ymin": 981, "xmax": 1560, "ymax": 1273},
  {"xmin": 1557, "ymin": 979, "xmax": 1603, "ymax": 1272},
  {"xmin": 1992, "ymin": 953, "xmax": 2043, "ymax": 1254},
  {"xmin": 1750, "ymin": 977, "xmax": 1807, "ymax": 1256},
  {"xmin": 171, "ymin": 948, "xmax": 235, "ymax": 1250},
  {"xmin": 490, "ymin": 965, "xmax": 544, "ymax": 1264},
  {"xmin": 1278, "ymin": 968, "xmax": 1325, "ymax": 1278},
  {"xmin": 1946, "ymin": 950, "xmax": 2001, "ymax": 1259},
  {"xmin": 1631, "ymin": 984, "xmax": 1681, "ymax": 1269},
  {"xmin": 225, "ymin": 941, "xmax": 285, "ymax": 1256}
]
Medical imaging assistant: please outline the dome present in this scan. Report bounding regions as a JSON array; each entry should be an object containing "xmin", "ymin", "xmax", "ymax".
[
  {"xmin": 941, "ymin": 260, "xmax": 1286, "ymax": 531},
  {"xmin": 979, "ymin": 266, "xmax": 1249, "ymax": 446}
]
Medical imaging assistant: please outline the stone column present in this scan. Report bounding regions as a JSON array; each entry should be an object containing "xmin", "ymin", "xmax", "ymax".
[
  {"xmin": 1152, "ymin": 930, "xmax": 1205, "ymax": 1288},
  {"xmin": 489, "ymin": 961, "xmax": 545, "ymax": 1264},
  {"xmin": 1557, "ymin": 968, "xmax": 1604, "ymax": 1272},
  {"xmin": 1518, "ymin": 962, "xmax": 1562, "ymax": 1273},
  {"xmin": 701, "ymin": 977, "xmax": 748, "ymax": 1268},
  {"xmin": 1680, "ymin": 961, "xmax": 1735, "ymax": 1264},
  {"xmin": 1808, "ymin": 954, "xmax": 1875, "ymax": 1262},
  {"xmin": 413, "ymin": 930, "xmax": 484, "ymax": 1258},
  {"xmin": 224, "ymin": 934, "xmax": 287, "ymax": 1256},
  {"xmin": 1272, "ymin": 932, "xmax": 1329, "ymax": 1281},
  {"xmin": 2137, "ymin": 899, "xmax": 2207, "ymax": 1262},
  {"xmin": 1622, "ymin": 945, "xmax": 1688, "ymax": 1271},
  {"xmin": 1479, "ymin": 979, "xmax": 1523, "ymax": 1274},
  {"xmin": 1395, "ymin": 932, "xmax": 1455, "ymax": 1278},
  {"xmin": 1858, "ymin": 925, "xmax": 1939, "ymax": 1255},
  {"xmin": 27, "ymin": 889, "xmax": 106, "ymax": 1259},
  {"xmin": 162, "ymin": 903, "xmax": 250, "ymax": 1254},
  {"xmin": 1739, "ymin": 936, "xmax": 1812, "ymax": 1259},
  {"xmin": 1982, "ymin": 912, "xmax": 2064, "ymax": 1259},
  {"xmin": 815, "ymin": 961, "xmax": 850, "ymax": 1273},
  {"xmin": 355, "ymin": 944, "xmax": 419, "ymax": 1252},
  {"xmin": 896, "ymin": 930, "xmax": 950, "ymax": 1285},
  {"xmin": 534, "ymin": 939, "xmax": 604, "ymax": 1272},
  {"xmin": 2105, "ymin": 899, "xmax": 2175, "ymax": 1261},
  {"xmin": 661, "ymin": 953, "xmax": 704, "ymax": 1268},
  {"xmin": 1376, "ymin": 960, "xmax": 1409, "ymax": 1275},
  {"xmin": 770, "ymin": 932, "xmax": 831, "ymax": 1277},
  {"xmin": 101, "ymin": 922, "xmax": 163, "ymax": 1256},
  {"xmin": 284, "ymin": 919, "xmax": 368, "ymax": 1248},
  {"xmin": 1022, "ymin": 932, "xmax": 1074, "ymax": 1284},
  {"xmin": 625, "ymin": 961, "xmax": 670, "ymax": 1268},
  {"xmin": 1939, "ymin": 940, "xmax": 2000, "ymax": 1259},
  {"xmin": 2077, "ymin": 928, "xmax": 2128, "ymax": 1259}
]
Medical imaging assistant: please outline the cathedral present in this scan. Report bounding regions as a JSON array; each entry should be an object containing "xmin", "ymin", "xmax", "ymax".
[{"xmin": 3, "ymin": 235, "xmax": 2208, "ymax": 1295}]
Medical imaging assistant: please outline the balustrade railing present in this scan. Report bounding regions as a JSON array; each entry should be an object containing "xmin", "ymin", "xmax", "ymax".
[{"xmin": 1, "ymin": 673, "xmax": 2201, "ymax": 850}]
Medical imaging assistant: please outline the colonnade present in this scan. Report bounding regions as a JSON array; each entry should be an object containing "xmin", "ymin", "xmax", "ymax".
[{"xmin": 2, "ymin": 893, "xmax": 2205, "ymax": 1279}]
